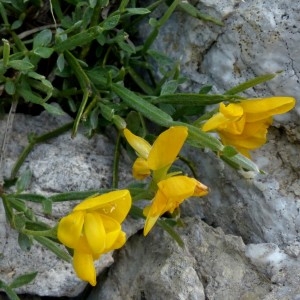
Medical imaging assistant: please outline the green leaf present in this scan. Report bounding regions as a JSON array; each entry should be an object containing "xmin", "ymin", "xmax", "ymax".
[
  {"xmin": 16, "ymin": 169, "xmax": 32, "ymax": 193},
  {"xmin": 18, "ymin": 232, "xmax": 33, "ymax": 251},
  {"xmin": 7, "ymin": 60, "xmax": 34, "ymax": 71},
  {"xmin": 34, "ymin": 236, "xmax": 72, "ymax": 263},
  {"xmin": 33, "ymin": 29, "xmax": 52, "ymax": 48},
  {"xmin": 57, "ymin": 53, "xmax": 65, "ymax": 72},
  {"xmin": 102, "ymin": 14, "xmax": 120, "ymax": 30},
  {"xmin": 0, "ymin": 280, "xmax": 20, "ymax": 300},
  {"xmin": 153, "ymin": 93, "xmax": 241, "ymax": 106},
  {"xmin": 9, "ymin": 272, "xmax": 38, "ymax": 289},
  {"xmin": 222, "ymin": 145, "xmax": 238, "ymax": 157},
  {"xmin": 221, "ymin": 153, "xmax": 260, "ymax": 173},
  {"xmin": 42, "ymin": 103, "xmax": 66, "ymax": 115},
  {"xmin": 89, "ymin": 0, "xmax": 97, "ymax": 8},
  {"xmin": 33, "ymin": 47, "xmax": 54, "ymax": 58},
  {"xmin": 17, "ymin": 88, "xmax": 44, "ymax": 104},
  {"xmin": 225, "ymin": 73, "xmax": 278, "ymax": 95},
  {"xmin": 11, "ymin": 19, "xmax": 22, "ymax": 30},
  {"xmin": 112, "ymin": 83, "xmax": 173, "ymax": 127},
  {"xmin": 160, "ymin": 80, "xmax": 178, "ymax": 95},
  {"xmin": 126, "ymin": 8, "xmax": 151, "ymax": 15},
  {"xmin": 42, "ymin": 199, "xmax": 52, "ymax": 215},
  {"xmin": 5, "ymin": 80, "xmax": 16, "ymax": 95},
  {"xmin": 27, "ymin": 71, "xmax": 45, "ymax": 80}
]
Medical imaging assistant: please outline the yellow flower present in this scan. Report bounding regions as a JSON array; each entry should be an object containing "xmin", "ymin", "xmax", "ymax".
[
  {"xmin": 143, "ymin": 176, "xmax": 208, "ymax": 236},
  {"xmin": 57, "ymin": 190, "xmax": 131, "ymax": 286},
  {"xmin": 124, "ymin": 126, "xmax": 188, "ymax": 181},
  {"xmin": 202, "ymin": 97, "xmax": 296, "ymax": 157}
]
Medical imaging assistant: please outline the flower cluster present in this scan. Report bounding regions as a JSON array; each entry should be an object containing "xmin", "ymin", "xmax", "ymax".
[
  {"xmin": 202, "ymin": 97, "xmax": 296, "ymax": 157},
  {"xmin": 124, "ymin": 126, "xmax": 208, "ymax": 235},
  {"xmin": 57, "ymin": 190, "xmax": 131, "ymax": 286}
]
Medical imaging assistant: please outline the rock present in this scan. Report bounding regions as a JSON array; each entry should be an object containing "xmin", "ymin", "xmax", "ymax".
[
  {"xmin": 0, "ymin": 112, "xmax": 141, "ymax": 297},
  {"xmin": 87, "ymin": 217, "xmax": 271, "ymax": 300}
]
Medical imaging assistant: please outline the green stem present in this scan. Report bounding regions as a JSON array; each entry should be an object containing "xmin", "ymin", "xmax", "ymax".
[
  {"xmin": 64, "ymin": 50, "xmax": 92, "ymax": 136},
  {"xmin": 127, "ymin": 66, "xmax": 155, "ymax": 95},
  {"xmin": 142, "ymin": 0, "xmax": 180, "ymax": 54},
  {"xmin": 22, "ymin": 228, "xmax": 56, "ymax": 238},
  {"xmin": 112, "ymin": 132, "xmax": 121, "ymax": 189},
  {"xmin": 11, "ymin": 122, "xmax": 73, "ymax": 179}
]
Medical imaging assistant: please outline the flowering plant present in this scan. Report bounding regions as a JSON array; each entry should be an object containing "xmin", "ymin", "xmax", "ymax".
[{"xmin": 0, "ymin": 0, "xmax": 296, "ymax": 298}]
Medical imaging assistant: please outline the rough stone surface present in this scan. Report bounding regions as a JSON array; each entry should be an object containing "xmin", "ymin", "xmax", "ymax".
[
  {"xmin": 0, "ymin": 112, "xmax": 140, "ymax": 297},
  {"xmin": 87, "ymin": 217, "xmax": 271, "ymax": 300}
]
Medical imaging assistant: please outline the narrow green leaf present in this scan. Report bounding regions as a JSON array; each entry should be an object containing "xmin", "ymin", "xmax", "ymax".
[
  {"xmin": 9, "ymin": 272, "xmax": 38, "ymax": 289},
  {"xmin": 42, "ymin": 199, "xmax": 52, "ymax": 215},
  {"xmin": 5, "ymin": 80, "xmax": 16, "ymax": 95},
  {"xmin": 102, "ymin": 14, "xmax": 120, "ymax": 30},
  {"xmin": 57, "ymin": 53, "xmax": 65, "ymax": 72},
  {"xmin": 34, "ymin": 236, "xmax": 72, "ymax": 263},
  {"xmin": 33, "ymin": 29, "xmax": 52, "ymax": 48},
  {"xmin": 172, "ymin": 121, "xmax": 224, "ymax": 152},
  {"xmin": 2, "ymin": 38, "xmax": 10, "ymax": 67},
  {"xmin": 18, "ymin": 232, "xmax": 33, "ymax": 252},
  {"xmin": 160, "ymin": 80, "xmax": 178, "ymax": 95},
  {"xmin": 221, "ymin": 153, "xmax": 260, "ymax": 173},
  {"xmin": 42, "ymin": 103, "xmax": 66, "ymax": 115},
  {"xmin": 126, "ymin": 8, "xmax": 151, "ymax": 15},
  {"xmin": 33, "ymin": 47, "xmax": 54, "ymax": 58},
  {"xmin": 7, "ymin": 60, "xmax": 34, "ymax": 71},
  {"xmin": 179, "ymin": 2, "xmax": 224, "ymax": 26},
  {"xmin": 16, "ymin": 169, "xmax": 32, "ymax": 193},
  {"xmin": 14, "ymin": 194, "xmax": 47, "ymax": 203},
  {"xmin": 112, "ymin": 83, "xmax": 173, "ymax": 127},
  {"xmin": 0, "ymin": 280, "xmax": 20, "ymax": 300},
  {"xmin": 152, "ymin": 93, "xmax": 242, "ymax": 106},
  {"xmin": 225, "ymin": 73, "xmax": 278, "ymax": 95}
]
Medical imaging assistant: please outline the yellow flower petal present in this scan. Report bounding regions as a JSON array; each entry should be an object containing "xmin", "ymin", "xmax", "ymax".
[
  {"xmin": 147, "ymin": 126, "xmax": 188, "ymax": 170},
  {"xmin": 105, "ymin": 231, "xmax": 126, "ymax": 252},
  {"xmin": 143, "ymin": 176, "xmax": 208, "ymax": 236},
  {"xmin": 143, "ymin": 214, "xmax": 160, "ymax": 236},
  {"xmin": 219, "ymin": 102, "xmax": 244, "ymax": 118},
  {"xmin": 74, "ymin": 190, "xmax": 132, "ymax": 223},
  {"xmin": 241, "ymin": 97, "xmax": 296, "ymax": 122},
  {"xmin": 84, "ymin": 212, "xmax": 106, "ymax": 254},
  {"xmin": 73, "ymin": 250, "xmax": 97, "ymax": 286},
  {"xmin": 100, "ymin": 214, "xmax": 122, "ymax": 250},
  {"xmin": 132, "ymin": 157, "xmax": 151, "ymax": 180},
  {"xmin": 57, "ymin": 211, "xmax": 84, "ymax": 249},
  {"xmin": 123, "ymin": 128, "xmax": 152, "ymax": 159}
]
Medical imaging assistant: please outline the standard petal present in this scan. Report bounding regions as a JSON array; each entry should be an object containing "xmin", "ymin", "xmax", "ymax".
[
  {"xmin": 148, "ymin": 126, "xmax": 188, "ymax": 170},
  {"xmin": 84, "ymin": 212, "xmax": 106, "ymax": 254},
  {"xmin": 57, "ymin": 211, "xmax": 84, "ymax": 249},
  {"xmin": 74, "ymin": 190, "xmax": 131, "ymax": 223},
  {"xmin": 241, "ymin": 97, "xmax": 296, "ymax": 122},
  {"xmin": 123, "ymin": 128, "xmax": 152, "ymax": 159},
  {"xmin": 73, "ymin": 250, "xmax": 97, "ymax": 286}
]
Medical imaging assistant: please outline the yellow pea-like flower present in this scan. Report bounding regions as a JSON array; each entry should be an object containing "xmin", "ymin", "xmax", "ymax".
[
  {"xmin": 124, "ymin": 126, "xmax": 188, "ymax": 181},
  {"xmin": 143, "ymin": 176, "xmax": 208, "ymax": 236},
  {"xmin": 202, "ymin": 97, "xmax": 296, "ymax": 157},
  {"xmin": 57, "ymin": 190, "xmax": 131, "ymax": 286}
]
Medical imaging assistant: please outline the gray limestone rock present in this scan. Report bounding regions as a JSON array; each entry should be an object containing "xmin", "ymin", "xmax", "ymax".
[{"xmin": 87, "ymin": 217, "xmax": 271, "ymax": 300}]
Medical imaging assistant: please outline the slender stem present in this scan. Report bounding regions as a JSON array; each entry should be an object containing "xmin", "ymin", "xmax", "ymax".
[
  {"xmin": 112, "ymin": 132, "xmax": 121, "ymax": 188},
  {"xmin": 11, "ymin": 122, "xmax": 73, "ymax": 179}
]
